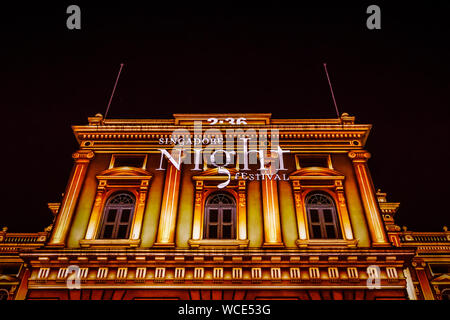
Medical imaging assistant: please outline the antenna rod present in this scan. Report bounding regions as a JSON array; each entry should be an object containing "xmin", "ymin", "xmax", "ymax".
[
  {"xmin": 104, "ymin": 63, "xmax": 124, "ymax": 119},
  {"xmin": 323, "ymin": 63, "xmax": 340, "ymax": 118}
]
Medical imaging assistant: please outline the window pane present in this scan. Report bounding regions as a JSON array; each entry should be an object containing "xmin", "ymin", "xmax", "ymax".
[
  {"xmin": 298, "ymin": 156, "xmax": 329, "ymax": 168},
  {"xmin": 209, "ymin": 209, "xmax": 218, "ymax": 223},
  {"xmin": 120, "ymin": 209, "xmax": 131, "ymax": 223},
  {"xmin": 443, "ymin": 291, "xmax": 450, "ymax": 300},
  {"xmin": 325, "ymin": 225, "xmax": 337, "ymax": 239},
  {"xmin": 114, "ymin": 156, "xmax": 145, "ymax": 168},
  {"xmin": 222, "ymin": 225, "xmax": 232, "ymax": 239},
  {"xmin": 102, "ymin": 225, "xmax": 114, "ymax": 239},
  {"xmin": 110, "ymin": 194, "xmax": 134, "ymax": 204},
  {"xmin": 208, "ymin": 225, "xmax": 218, "ymax": 239},
  {"xmin": 309, "ymin": 209, "xmax": 319, "ymax": 223},
  {"xmin": 222, "ymin": 209, "xmax": 232, "ymax": 223},
  {"xmin": 323, "ymin": 209, "xmax": 333, "ymax": 223},
  {"xmin": 117, "ymin": 225, "xmax": 129, "ymax": 239},
  {"xmin": 430, "ymin": 265, "xmax": 450, "ymax": 274},
  {"xmin": 106, "ymin": 209, "xmax": 117, "ymax": 222},
  {"xmin": 311, "ymin": 225, "xmax": 322, "ymax": 239}
]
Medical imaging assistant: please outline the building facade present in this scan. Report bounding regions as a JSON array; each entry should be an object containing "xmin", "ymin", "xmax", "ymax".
[{"xmin": 0, "ymin": 113, "xmax": 448, "ymax": 300}]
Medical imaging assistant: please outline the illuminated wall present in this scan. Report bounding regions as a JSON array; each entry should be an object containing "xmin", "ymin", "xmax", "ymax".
[{"xmin": 4, "ymin": 113, "xmax": 426, "ymax": 300}]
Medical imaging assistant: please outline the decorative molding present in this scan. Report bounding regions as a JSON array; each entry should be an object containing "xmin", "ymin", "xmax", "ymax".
[
  {"xmin": 188, "ymin": 239, "xmax": 249, "ymax": 249},
  {"xmin": 79, "ymin": 239, "xmax": 141, "ymax": 248}
]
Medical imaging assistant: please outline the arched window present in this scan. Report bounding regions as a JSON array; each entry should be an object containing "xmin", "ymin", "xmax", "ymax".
[
  {"xmin": 99, "ymin": 192, "xmax": 135, "ymax": 239},
  {"xmin": 204, "ymin": 192, "xmax": 236, "ymax": 239},
  {"xmin": 0, "ymin": 289, "xmax": 9, "ymax": 300},
  {"xmin": 442, "ymin": 288, "xmax": 450, "ymax": 300},
  {"xmin": 306, "ymin": 192, "xmax": 341, "ymax": 239}
]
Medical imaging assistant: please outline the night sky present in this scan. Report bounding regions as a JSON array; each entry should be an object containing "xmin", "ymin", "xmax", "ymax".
[{"xmin": 0, "ymin": 2, "xmax": 449, "ymax": 232}]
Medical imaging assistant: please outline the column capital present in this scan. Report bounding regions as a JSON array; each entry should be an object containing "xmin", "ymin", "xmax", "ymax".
[
  {"xmin": 72, "ymin": 150, "xmax": 95, "ymax": 161},
  {"xmin": 348, "ymin": 150, "xmax": 371, "ymax": 163},
  {"xmin": 412, "ymin": 259, "xmax": 427, "ymax": 269}
]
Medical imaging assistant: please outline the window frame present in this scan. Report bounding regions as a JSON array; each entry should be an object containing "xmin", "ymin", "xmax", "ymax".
[
  {"xmin": 98, "ymin": 192, "xmax": 136, "ymax": 240},
  {"xmin": 80, "ymin": 165, "xmax": 152, "ymax": 248},
  {"xmin": 289, "ymin": 166, "xmax": 357, "ymax": 248},
  {"xmin": 109, "ymin": 154, "xmax": 148, "ymax": 170},
  {"xmin": 295, "ymin": 154, "xmax": 333, "ymax": 170},
  {"xmin": 188, "ymin": 174, "xmax": 249, "ymax": 249},
  {"xmin": 441, "ymin": 288, "xmax": 450, "ymax": 300},
  {"xmin": 203, "ymin": 192, "xmax": 237, "ymax": 240},
  {"xmin": 305, "ymin": 192, "xmax": 342, "ymax": 240}
]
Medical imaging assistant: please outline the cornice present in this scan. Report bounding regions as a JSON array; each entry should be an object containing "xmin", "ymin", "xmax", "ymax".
[{"xmin": 72, "ymin": 116, "xmax": 371, "ymax": 151}]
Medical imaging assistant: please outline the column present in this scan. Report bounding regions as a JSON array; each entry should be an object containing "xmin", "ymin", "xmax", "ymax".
[
  {"xmin": 403, "ymin": 267, "xmax": 418, "ymax": 300},
  {"xmin": 348, "ymin": 151, "xmax": 390, "ymax": 246},
  {"xmin": 154, "ymin": 161, "xmax": 182, "ymax": 247},
  {"xmin": 413, "ymin": 261, "xmax": 435, "ymax": 300},
  {"xmin": 48, "ymin": 150, "xmax": 94, "ymax": 247},
  {"xmin": 261, "ymin": 166, "xmax": 283, "ymax": 247},
  {"xmin": 14, "ymin": 268, "xmax": 30, "ymax": 300}
]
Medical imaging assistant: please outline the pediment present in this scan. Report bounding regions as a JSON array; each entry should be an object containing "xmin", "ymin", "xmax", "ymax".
[
  {"xmin": 97, "ymin": 167, "xmax": 152, "ymax": 179},
  {"xmin": 432, "ymin": 274, "xmax": 450, "ymax": 282}
]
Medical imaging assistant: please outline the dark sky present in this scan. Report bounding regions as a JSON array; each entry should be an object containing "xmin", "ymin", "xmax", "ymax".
[{"xmin": 0, "ymin": 2, "xmax": 449, "ymax": 232}]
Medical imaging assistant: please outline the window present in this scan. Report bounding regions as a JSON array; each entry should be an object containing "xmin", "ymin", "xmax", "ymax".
[
  {"xmin": 204, "ymin": 192, "xmax": 236, "ymax": 240},
  {"xmin": 442, "ymin": 289, "xmax": 450, "ymax": 301},
  {"xmin": 110, "ymin": 154, "xmax": 147, "ymax": 169},
  {"xmin": 296, "ymin": 154, "xmax": 332, "ymax": 169},
  {"xmin": 0, "ymin": 289, "xmax": 9, "ymax": 300},
  {"xmin": 305, "ymin": 192, "xmax": 342, "ymax": 239},
  {"xmin": 0, "ymin": 264, "xmax": 20, "ymax": 276},
  {"xmin": 99, "ymin": 192, "xmax": 135, "ymax": 239},
  {"xmin": 429, "ymin": 264, "xmax": 450, "ymax": 275}
]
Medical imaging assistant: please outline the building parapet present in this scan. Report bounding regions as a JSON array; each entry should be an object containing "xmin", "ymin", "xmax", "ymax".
[{"xmin": 0, "ymin": 227, "xmax": 49, "ymax": 253}]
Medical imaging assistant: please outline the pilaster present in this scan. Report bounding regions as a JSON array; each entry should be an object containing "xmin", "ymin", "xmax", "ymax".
[
  {"xmin": 154, "ymin": 162, "xmax": 182, "ymax": 247},
  {"xmin": 348, "ymin": 150, "xmax": 389, "ymax": 246},
  {"xmin": 48, "ymin": 150, "xmax": 94, "ymax": 247}
]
